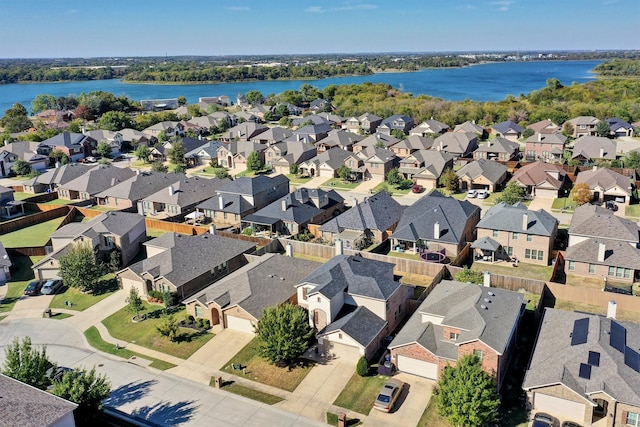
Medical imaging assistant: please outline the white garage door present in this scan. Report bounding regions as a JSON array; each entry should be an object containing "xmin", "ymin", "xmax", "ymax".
[
  {"xmin": 37, "ymin": 268, "xmax": 59, "ymax": 280},
  {"xmin": 535, "ymin": 189, "xmax": 557, "ymax": 198},
  {"xmin": 534, "ymin": 393, "xmax": 585, "ymax": 421},
  {"xmin": 326, "ymin": 342, "xmax": 362, "ymax": 362},
  {"xmin": 319, "ymin": 167, "xmax": 334, "ymax": 178},
  {"xmin": 225, "ymin": 315, "xmax": 255, "ymax": 334},
  {"xmin": 397, "ymin": 355, "xmax": 438, "ymax": 380}
]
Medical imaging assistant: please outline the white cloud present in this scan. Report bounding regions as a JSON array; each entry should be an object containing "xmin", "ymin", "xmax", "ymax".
[
  {"xmin": 227, "ymin": 6, "xmax": 250, "ymax": 11},
  {"xmin": 306, "ymin": 3, "xmax": 378, "ymax": 13},
  {"xmin": 490, "ymin": 1, "xmax": 514, "ymax": 11}
]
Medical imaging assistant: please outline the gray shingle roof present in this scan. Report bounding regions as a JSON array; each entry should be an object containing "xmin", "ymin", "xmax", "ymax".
[
  {"xmin": 569, "ymin": 204, "xmax": 639, "ymax": 242},
  {"xmin": 300, "ymin": 255, "xmax": 400, "ymax": 300},
  {"xmin": 477, "ymin": 202, "xmax": 558, "ymax": 236},
  {"xmin": 23, "ymin": 163, "xmax": 94, "ymax": 187},
  {"xmin": 185, "ymin": 141, "xmax": 224, "ymax": 158},
  {"xmin": 143, "ymin": 176, "xmax": 230, "ymax": 207},
  {"xmin": 244, "ymin": 188, "xmax": 343, "ymax": 226},
  {"xmin": 42, "ymin": 132, "xmax": 94, "ymax": 148},
  {"xmin": 433, "ymin": 132, "xmax": 477, "ymax": 155},
  {"xmin": 317, "ymin": 306, "xmax": 387, "ymax": 347},
  {"xmin": 474, "ymin": 136, "xmax": 520, "ymax": 154},
  {"xmin": 391, "ymin": 191, "xmax": 479, "ymax": 244},
  {"xmin": 456, "ymin": 158, "xmax": 507, "ymax": 184},
  {"xmin": 95, "ymin": 171, "xmax": 184, "ymax": 201},
  {"xmin": 59, "ymin": 164, "xmax": 137, "ymax": 195},
  {"xmin": 356, "ymin": 133, "xmax": 400, "ymax": 149},
  {"xmin": 571, "ymin": 136, "xmax": 617, "ymax": 160},
  {"xmin": 564, "ymin": 238, "xmax": 640, "ymax": 269},
  {"xmin": 575, "ymin": 167, "xmax": 633, "ymax": 195},
  {"xmin": 522, "ymin": 308, "xmax": 640, "ymax": 407},
  {"xmin": 394, "ymin": 135, "xmax": 434, "ymax": 151},
  {"xmin": 320, "ymin": 191, "xmax": 404, "ymax": 234},
  {"xmin": 389, "ymin": 280, "xmax": 524, "ymax": 356},
  {"xmin": 510, "ymin": 161, "xmax": 566, "ymax": 190},
  {"xmin": 524, "ymin": 132, "xmax": 566, "ymax": 145},
  {"xmin": 306, "ymin": 148, "xmax": 352, "ymax": 170},
  {"xmin": 316, "ymin": 129, "xmax": 363, "ymax": 150},
  {"xmin": 184, "ymin": 254, "xmax": 320, "ymax": 320},
  {"xmin": 51, "ymin": 211, "xmax": 144, "ymax": 239},
  {"xmin": 453, "ymin": 121, "xmax": 484, "ymax": 134},
  {"xmin": 0, "ymin": 242, "xmax": 11, "ymax": 268},
  {"xmin": 492, "ymin": 120, "xmax": 524, "ymax": 135},
  {"xmin": 219, "ymin": 175, "xmax": 289, "ymax": 197},
  {"xmin": 196, "ymin": 193, "xmax": 253, "ymax": 214}
]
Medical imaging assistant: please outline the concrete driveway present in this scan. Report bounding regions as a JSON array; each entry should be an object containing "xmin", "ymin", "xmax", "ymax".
[{"xmin": 5, "ymin": 293, "xmax": 54, "ymax": 320}]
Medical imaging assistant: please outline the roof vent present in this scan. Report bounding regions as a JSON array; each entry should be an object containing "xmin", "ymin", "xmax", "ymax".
[
  {"xmin": 488, "ymin": 291, "xmax": 495, "ymax": 296},
  {"xmin": 484, "ymin": 298, "xmax": 491, "ymax": 303},
  {"xmin": 280, "ymin": 277, "xmax": 285, "ymax": 281},
  {"xmin": 480, "ymin": 304, "xmax": 487, "ymax": 310}
]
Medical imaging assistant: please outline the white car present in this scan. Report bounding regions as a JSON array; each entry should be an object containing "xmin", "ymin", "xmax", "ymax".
[
  {"xmin": 477, "ymin": 190, "xmax": 489, "ymax": 199},
  {"xmin": 467, "ymin": 189, "xmax": 478, "ymax": 198}
]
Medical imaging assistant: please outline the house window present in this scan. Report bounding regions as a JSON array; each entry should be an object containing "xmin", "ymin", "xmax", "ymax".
[
  {"xmin": 512, "ymin": 232, "xmax": 518, "ymax": 240},
  {"xmin": 525, "ymin": 249, "xmax": 531, "ymax": 259},
  {"xmin": 504, "ymin": 246, "xmax": 513, "ymax": 257},
  {"xmin": 302, "ymin": 288, "xmax": 308, "ymax": 300},
  {"xmin": 580, "ymin": 124, "xmax": 586, "ymax": 129},
  {"xmin": 492, "ymin": 230, "xmax": 499, "ymax": 238},
  {"xmin": 449, "ymin": 332, "xmax": 459, "ymax": 341},
  {"xmin": 317, "ymin": 297, "xmax": 321, "ymax": 303},
  {"xmin": 537, "ymin": 251, "xmax": 543, "ymax": 261},
  {"xmin": 474, "ymin": 349, "xmax": 483, "ymax": 361},
  {"xmin": 338, "ymin": 333, "xmax": 343, "ymax": 340},
  {"xmin": 627, "ymin": 412, "xmax": 640, "ymax": 427},
  {"xmin": 105, "ymin": 236, "xmax": 115, "ymax": 247},
  {"xmin": 608, "ymin": 266, "xmax": 615, "ymax": 276},
  {"xmin": 625, "ymin": 269, "xmax": 631, "ymax": 279},
  {"xmin": 589, "ymin": 264, "xmax": 596, "ymax": 274},
  {"xmin": 526, "ymin": 234, "xmax": 532, "ymax": 242},
  {"xmin": 349, "ymin": 160, "xmax": 354, "ymax": 167},
  {"xmin": 569, "ymin": 261, "xmax": 575, "ymax": 271},
  {"xmin": 223, "ymin": 212, "xmax": 228, "ymax": 220},
  {"xmin": 195, "ymin": 305, "xmax": 203, "ymax": 318}
]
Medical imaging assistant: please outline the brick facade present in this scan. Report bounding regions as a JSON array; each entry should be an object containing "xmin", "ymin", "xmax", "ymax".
[
  {"xmin": 477, "ymin": 226, "xmax": 555, "ymax": 265},
  {"xmin": 566, "ymin": 261, "xmax": 636, "ymax": 284}
]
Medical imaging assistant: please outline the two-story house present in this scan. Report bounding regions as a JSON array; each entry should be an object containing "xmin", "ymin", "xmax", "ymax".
[
  {"xmin": 0, "ymin": 141, "xmax": 49, "ymax": 177},
  {"xmin": 95, "ymin": 171, "xmax": 184, "ymax": 211},
  {"xmin": 344, "ymin": 113, "xmax": 383, "ymax": 134},
  {"xmin": 217, "ymin": 141, "xmax": 267, "ymax": 170},
  {"xmin": 376, "ymin": 114, "xmax": 414, "ymax": 135},
  {"xmin": 432, "ymin": 132, "xmax": 479, "ymax": 158},
  {"xmin": 510, "ymin": 161, "xmax": 567, "ymax": 198},
  {"xmin": 566, "ymin": 116, "xmax": 600, "ymax": 138},
  {"xmin": 264, "ymin": 141, "xmax": 317, "ymax": 175},
  {"xmin": 40, "ymin": 132, "xmax": 98, "ymax": 162},
  {"xmin": 473, "ymin": 136, "xmax": 520, "ymax": 161},
  {"xmin": 403, "ymin": 150, "xmax": 455, "ymax": 190},
  {"xmin": 410, "ymin": 119, "xmax": 449, "ymax": 137},
  {"xmin": 524, "ymin": 132, "xmax": 567, "ymax": 162},
  {"xmin": 390, "ymin": 135, "xmax": 434, "ymax": 158},
  {"xmin": 57, "ymin": 164, "xmax": 137, "ymax": 201}
]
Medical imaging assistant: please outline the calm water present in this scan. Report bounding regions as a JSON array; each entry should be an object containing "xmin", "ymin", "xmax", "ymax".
[{"xmin": 0, "ymin": 60, "xmax": 602, "ymax": 114}]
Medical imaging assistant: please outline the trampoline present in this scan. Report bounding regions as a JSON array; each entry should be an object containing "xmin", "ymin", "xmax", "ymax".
[{"xmin": 421, "ymin": 251, "xmax": 446, "ymax": 263}]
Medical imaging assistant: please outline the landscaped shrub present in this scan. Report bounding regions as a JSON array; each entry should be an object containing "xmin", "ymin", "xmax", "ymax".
[
  {"xmin": 203, "ymin": 319, "xmax": 211, "ymax": 329},
  {"xmin": 148, "ymin": 290, "xmax": 163, "ymax": 300},
  {"xmin": 185, "ymin": 314, "xmax": 194, "ymax": 324},
  {"xmin": 196, "ymin": 318, "xmax": 204, "ymax": 328},
  {"xmin": 356, "ymin": 356, "xmax": 369, "ymax": 376}
]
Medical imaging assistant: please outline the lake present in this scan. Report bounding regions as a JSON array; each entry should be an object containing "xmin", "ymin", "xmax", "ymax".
[{"xmin": 0, "ymin": 60, "xmax": 602, "ymax": 114}]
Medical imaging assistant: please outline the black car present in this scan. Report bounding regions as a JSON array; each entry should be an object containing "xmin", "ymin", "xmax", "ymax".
[
  {"xmin": 533, "ymin": 413, "xmax": 558, "ymax": 427},
  {"xmin": 605, "ymin": 201, "xmax": 618, "ymax": 211},
  {"xmin": 24, "ymin": 280, "xmax": 44, "ymax": 296}
]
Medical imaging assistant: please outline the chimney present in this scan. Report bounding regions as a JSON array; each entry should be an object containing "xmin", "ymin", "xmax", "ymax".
[
  {"xmin": 599, "ymin": 148, "xmax": 604, "ymax": 158},
  {"xmin": 607, "ymin": 300, "xmax": 617, "ymax": 319},
  {"xmin": 296, "ymin": 134, "xmax": 300, "ymax": 142},
  {"xmin": 522, "ymin": 213, "xmax": 528, "ymax": 231},
  {"xmin": 598, "ymin": 242, "xmax": 606, "ymax": 262},
  {"xmin": 135, "ymin": 169, "xmax": 140, "ymax": 175},
  {"xmin": 169, "ymin": 185, "xmax": 174, "ymax": 196},
  {"xmin": 483, "ymin": 271, "xmax": 491, "ymax": 287},
  {"xmin": 434, "ymin": 221, "xmax": 440, "ymax": 239},
  {"xmin": 538, "ymin": 133, "xmax": 542, "ymax": 142},
  {"xmin": 219, "ymin": 195, "xmax": 224, "ymax": 210},
  {"xmin": 111, "ymin": 178, "xmax": 117, "ymax": 186},
  {"xmin": 209, "ymin": 224, "xmax": 216, "ymax": 235},
  {"xmin": 353, "ymin": 197, "xmax": 358, "ymax": 206},
  {"xmin": 285, "ymin": 243, "xmax": 294, "ymax": 257},
  {"xmin": 55, "ymin": 161, "xmax": 61, "ymax": 169},
  {"xmin": 281, "ymin": 199, "xmax": 287, "ymax": 211},
  {"xmin": 335, "ymin": 239, "xmax": 344, "ymax": 255}
]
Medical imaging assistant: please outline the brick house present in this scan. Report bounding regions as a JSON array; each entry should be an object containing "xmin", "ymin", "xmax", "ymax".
[
  {"xmin": 566, "ymin": 116, "xmax": 600, "ymax": 138},
  {"xmin": 524, "ymin": 132, "xmax": 567, "ymax": 163},
  {"xmin": 492, "ymin": 120, "xmax": 524, "ymax": 141},
  {"xmin": 345, "ymin": 113, "xmax": 383, "ymax": 134},
  {"xmin": 575, "ymin": 167, "xmax": 634, "ymax": 206},
  {"xmin": 473, "ymin": 136, "xmax": 520, "ymax": 161},
  {"xmin": 57, "ymin": 165, "xmax": 136, "ymax": 201},
  {"xmin": 456, "ymin": 158, "xmax": 508, "ymax": 193},
  {"xmin": 389, "ymin": 280, "xmax": 524, "ymax": 389},
  {"xmin": 510, "ymin": 162, "xmax": 567, "ymax": 198}
]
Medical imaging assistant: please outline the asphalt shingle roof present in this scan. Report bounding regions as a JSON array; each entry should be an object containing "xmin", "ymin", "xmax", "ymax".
[
  {"xmin": 571, "ymin": 136, "xmax": 617, "ymax": 160},
  {"xmin": 492, "ymin": 120, "xmax": 524, "ymax": 135},
  {"xmin": 59, "ymin": 165, "xmax": 136, "ymax": 195},
  {"xmin": 575, "ymin": 167, "xmax": 633, "ymax": 195},
  {"xmin": 433, "ymin": 132, "xmax": 477, "ymax": 155},
  {"xmin": 474, "ymin": 136, "xmax": 519, "ymax": 155},
  {"xmin": 456, "ymin": 158, "xmax": 507, "ymax": 184},
  {"xmin": 51, "ymin": 211, "xmax": 144, "ymax": 240},
  {"xmin": 569, "ymin": 204, "xmax": 639, "ymax": 242},
  {"xmin": 95, "ymin": 172, "xmax": 184, "ymax": 202},
  {"xmin": 318, "ymin": 306, "xmax": 387, "ymax": 347},
  {"xmin": 477, "ymin": 202, "xmax": 558, "ymax": 236},
  {"xmin": 143, "ymin": 176, "xmax": 230, "ymax": 207},
  {"xmin": 320, "ymin": 191, "xmax": 404, "ymax": 234},
  {"xmin": 510, "ymin": 162, "xmax": 566, "ymax": 190},
  {"xmin": 564, "ymin": 237, "xmax": 640, "ymax": 270}
]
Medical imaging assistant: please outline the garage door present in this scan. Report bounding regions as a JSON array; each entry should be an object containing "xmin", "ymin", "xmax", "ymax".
[
  {"xmin": 535, "ymin": 189, "xmax": 557, "ymax": 198},
  {"xmin": 36, "ymin": 269, "xmax": 59, "ymax": 280},
  {"xmin": 397, "ymin": 355, "xmax": 438, "ymax": 380},
  {"xmin": 534, "ymin": 393, "xmax": 585, "ymax": 421},
  {"xmin": 225, "ymin": 315, "xmax": 255, "ymax": 334},
  {"xmin": 326, "ymin": 341, "xmax": 362, "ymax": 362}
]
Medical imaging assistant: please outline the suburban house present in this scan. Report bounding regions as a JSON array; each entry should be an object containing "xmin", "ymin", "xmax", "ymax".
[
  {"xmin": 299, "ymin": 148, "xmax": 352, "ymax": 178},
  {"xmin": 94, "ymin": 171, "xmax": 184, "ymax": 211},
  {"xmin": 432, "ymin": 132, "xmax": 479, "ymax": 158},
  {"xmin": 196, "ymin": 175, "xmax": 290, "ymax": 227},
  {"xmin": 40, "ymin": 132, "xmax": 98, "ymax": 162},
  {"xmin": 292, "ymin": 115, "xmax": 329, "ymax": 128},
  {"xmin": 0, "ymin": 141, "xmax": 49, "ymax": 177},
  {"xmin": 564, "ymin": 204, "xmax": 640, "ymax": 283},
  {"xmin": 390, "ymin": 135, "xmax": 434, "ymax": 157},
  {"xmin": 402, "ymin": 150, "xmax": 454, "ymax": 189},
  {"xmin": 148, "ymin": 137, "xmax": 209, "ymax": 163},
  {"xmin": 183, "ymin": 254, "xmax": 321, "ymax": 333},
  {"xmin": 234, "ymin": 111, "xmax": 260, "ymax": 123},
  {"xmin": 293, "ymin": 122, "xmax": 332, "ymax": 143},
  {"xmin": 310, "ymin": 98, "xmax": 332, "ymax": 112},
  {"xmin": 362, "ymin": 147, "xmax": 397, "ymax": 180},
  {"xmin": 139, "ymin": 176, "xmax": 230, "ymax": 218},
  {"xmin": 606, "ymin": 117, "xmax": 635, "ymax": 138},
  {"xmin": 566, "ymin": 116, "xmax": 600, "ymax": 138},
  {"xmin": 21, "ymin": 163, "xmax": 94, "ymax": 194},
  {"xmin": 0, "ymin": 374, "xmax": 78, "ymax": 427},
  {"xmin": 492, "ymin": 120, "xmax": 524, "ymax": 141},
  {"xmin": 142, "ymin": 121, "xmax": 185, "ymax": 139},
  {"xmin": 57, "ymin": 164, "xmax": 136, "ymax": 201},
  {"xmin": 527, "ymin": 119, "xmax": 561, "ymax": 135},
  {"xmin": 376, "ymin": 114, "xmax": 414, "ymax": 135},
  {"xmin": 473, "ymin": 137, "xmax": 520, "ymax": 161},
  {"xmin": 317, "ymin": 112, "xmax": 344, "ymax": 127},
  {"xmin": 390, "ymin": 191, "xmax": 480, "ymax": 257},
  {"xmin": 353, "ymin": 133, "xmax": 400, "ymax": 153},
  {"xmin": 456, "ymin": 158, "xmax": 508, "ymax": 192},
  {"xmin": 185, "ymin": 141, "xmax": 224, "ymax": 166},
  {"xmin": 83, "ymin": 129, "xmax": 123, "ymax": 155},
  {"xmin": 296, "ymin": 255, "xmax": 413, "ymax": 362},
  {"xmin": 318, "ymin": 191, "xmax": 404, "ymax": 249},
  {"xmin": 571, "ymin": 136, "xmax": 617, "ymax": 163},
  {"xmin": 454, "ymin": 120, "xmax": 486, "ymax": 138},
  {"xmin": 32, "ymin": 211, "xmax": 146, "ymax": 280},
  {"xmin": 217, "ymin": 141, "xmax": 267, "ymax": 170},
  {"xmin": 264, "ymin": 141, "xmax": 317, "ymax": 175},
  {"xmin": 344, "ymin": 113, "xmax": 383, "ymax": 134},
  {"xmin": 315, "ymin": 129, "xmax": 362, "ymax": 153},
  {"xmin": 241, "ymin": 188, "xmax": 344, "ymax": 237},
  {"xmin": 0, "ymin": 185, "xmax": 25, "ymax": 218},
  {"xmin": 0, "ymin": 242, "xmax": 11, "ymax": 282},
  {"xmin": 34, "ymin": 108, "xmax": 74, "ymax": 128},
  {"xmin": 522, "ymin": 308, "xmax": 640, "ymax": 426},
  {"xmin": 575, "ymin": 167, "xmax": 635, "ymax": 205},
  {"xmin": 410, "ymin": 119, "xmax": 449, "ymax": 136},
  {"xmin": 389, "ymin": 280, "xmax": 524, "ymax": 389},
  {"xmin": 510, "ymin": 161, "xmax": 567, "ymax": 197},
  {"xmin": 119, "ymin": 128, "xmax": 152, "ymax": 146},
  {"xmin": 222, "ymin": 122, "xmax": 268, "ymax": 142},
  {"xmin": 473, "ymin": 202, "xmax": 558, "ymax": 265},
  {"xmin": 117, "ymin": 232, "xmax": 256, "ymax": 301},
  {"xmin": 254, "ymin": 127, "xmax": 293, "ymax": 145},
  {"xmin": 524, "ymin": 132, "xmax": 567, "ymax": 162}
]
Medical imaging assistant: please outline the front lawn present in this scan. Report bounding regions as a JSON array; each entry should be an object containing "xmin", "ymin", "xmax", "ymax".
[
  {"xmin": 210, "ymin": 377, "xmax": 284, "ymax": 405},
  {"xmin": 221, "ymin": 337, "xmax": 314, "ymax": 392},
  {"xmin": 321, "ymin": 178, "xmax": 360, "ymax": 190},
  {"xmin": 0, "ymin": 217, "xmax": 65, "ymax": 247},
  {"xmin": 326, "ymin": 412, "xmax": 363, "ymax": 427},
  {"xmin": 551, "ymin": 197, "xmax": 578, "ymax": 212},
  {"xmin": 102, "ymin": 303, "xmax": 213, "ymax": 359},
  {"xmin": 333, "ymin": 373, "xmax": 388, "ymax": 416},
  {"xmin": 285, "ymin": 174, "xmax": 312, "ymax": 184},
  {"xmin": 434, "ymin": 189, "xmax": 467, "ymax": 200},
  {"xmin": 50, "ymin": 273, "xmax": 119, "ymax": 311},
  {"xmin": 626, "ymin": 204, "xmax": 640, "ymax": 219},
  {"xmin": 372, "ymin": 182, "xmax": 412, "ymax": 196},
  {"xmin": 0, "ymin": 256, "xmax": 43, "ymax": 314},
  {"xmin": 417, "ymin": 400, "xmax": 450, "ymax": 427}
]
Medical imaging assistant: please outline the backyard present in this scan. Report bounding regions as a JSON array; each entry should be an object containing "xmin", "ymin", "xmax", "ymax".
[
  {"xmin": 221, "ymin": 337, "xmax": 314, "ymax": 392},
  {"xmin": 471, "ymin": 261, "xmax": 553, "ymax": 282},
  {"xmin": 0, "ymin": 216, "xmax": 65, "ymax": 247}
]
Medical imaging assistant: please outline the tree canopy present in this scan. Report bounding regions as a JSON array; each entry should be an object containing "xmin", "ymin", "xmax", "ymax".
[
  {"xmin": 2, "ymin": 337, "xmax": 55, "ymax": 390},
  {"xmin": 495, "ymin": 182, "xmax": 526, "ymax": 205},
  {"xmin": 247, "ymin": 151, "xmax": 264, "ymax": 172},
  {"xmin": 439, "ymin": 168, "xmax": 459, "ymax": 192},
  {"xmin": 58, "ymin": 242, "xmax": 106, "ymax": 293},
  {"xmin": 0, "ymin": 103, "xmax": 32, "ymax": 133},
  {"xmin": 51, "ymin": 367, "xmax": 111, "ymax": 411},
  {"xmin": 571, "ymin": 182, "xmax": 592, "ymax": 205},
  {"xmin": 96, "ymin": 141, "xmax": 112, "ymax": 158}
]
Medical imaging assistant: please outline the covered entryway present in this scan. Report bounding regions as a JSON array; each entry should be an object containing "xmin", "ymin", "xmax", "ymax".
[
  {"xmin": 225, "ymin": 314, "xmax": 255, "ymax": 334},
  {"xmin": 533, "ymin": 393, "xmax": 585, "ymax": 422},
  {"xmin": 396, "ymin": 355, "xmax": 439, "ymax": 380},
  {"xmin": 210, "ymin": 307, "xmax": 220, "ymax": 326}
]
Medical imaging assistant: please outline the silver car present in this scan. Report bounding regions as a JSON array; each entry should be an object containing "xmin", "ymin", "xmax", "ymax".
[
  {"xmin": 40, "ymin": 278, "xmax": 63, "ymax": 295},
  {"xmin": 373, "ymin": 378, "xmax": 404, "ymax": 412}
]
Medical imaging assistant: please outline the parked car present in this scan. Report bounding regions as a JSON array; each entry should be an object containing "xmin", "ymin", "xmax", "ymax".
[
  {"xmin": 605, "ymin": 201, "xmax": 618, "ymax": 211},
  {"xmin": 24, "ymin": 280, "xmax": 44, "ymax": 296},
  {"xmin": 561, "ymin": 422, "xmax": 582, "ymax": 427},
  {"xmin": 85, "ymin": 156, "xmax": 97, "ymax": 163},
  {"xmin": 41, "ymin": 278, "xmax": 63, "ymax": 295},
  {"xmin": 112, "ymin": 155, "xmax": 127, "ymax": 162},
  {"xmin": 532, "ymin": 413, "xmax": 558, "ymax": 427},
  {"xmin": 412, "ymin": 184, "xmax": 424, "ymax": 194},
  {"xmin": 477, "ymin": 190, "xmax": 489, "ymax": 199},
  {"xmin": 373, "ymin": 378, "xmax": 404, "ymax": 413},
  {"xmin": 466, "ymin": 189, "xmax": 478, "ymax": 198}
]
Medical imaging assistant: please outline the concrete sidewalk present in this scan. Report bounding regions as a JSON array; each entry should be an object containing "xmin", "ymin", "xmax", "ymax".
[{"xmin": 64, "ymin": 289, "xmax": 128, "ymax": 332}]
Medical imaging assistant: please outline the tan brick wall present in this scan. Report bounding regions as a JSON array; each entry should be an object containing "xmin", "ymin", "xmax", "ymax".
[
  {"xmin": 566, "ymin": 261, "xmax": 635, "ymax": 283},
  {"xmin": 442, "ymin": 326, "xmax": 462, "ymax": 341},
  {"xmin": 386, "ymin": 285, "xmax": 412, "ymax": 332},
  {"xmin": 528, "ymin": 385, "xmax": 592, "ymax": 425},
  {"xmin": 458, "ymin": 341, "xmax": 499, "ymax": 380},
  {"xmin": 617, "ymin": 402, "xmax": 640, "ymax": 427},
  {"xmin": 391, "ymin": 343, "xmax": 439, "ymax": 365},
  {"xmin": 477, "ymin": 228, "xmax": 554, "ymax": 265}
]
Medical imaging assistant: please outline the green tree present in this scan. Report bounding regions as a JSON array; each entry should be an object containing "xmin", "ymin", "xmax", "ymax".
[
  {"xmin": 177, "ymin": 95, "xmax": 187, "ymax": 106},
  {"xmin": 31, "ymin": 94, "xmax": 58, "ymax": 115},
  {"xmin": 454, "ymin": 266, "xmax": 484, "ymax": 284},
  {"xmin": 126, "ymin": 287, "xmax": 145, "ymax": 321},
  {"xmin": 173, "ymin": 163, "xmax": 187, "ymax": 174},
  {"xmin": 435, "ymin": 354, "xmax": 500, "ymax": 427},
  {"xmin": 245, "ymin": 90, "xmax": 264, "ymax": 105},
  {"xmin": 212, "ymin": 167, "xmax": 230, "ymax": 179},
  {"xmin": 571, "ymin": 182, "xmax": 593, "ymax": 205},
  {"xmin": 58, "ymin": 242, "xmax": 106, "ymax": 293},
  {"xmin": 12, "ymin": 158, "xmax": 32, "ymax": 176},
  {"xmin": 98, "ymin": 111, "xmax": 133, "ymax": 131},
  {"xmin": 495, "ymin": 182, "xmax": 525, "ymax": 205},
  {"xmin": 156, "ymin": 315, "xmax": 180, "ymax": 342},
  {"xmin": 391, "ymin": 129, "xmax": 406, "ymax": 140},
  {"xmin": 151, "ymin": 161, "xmax": 169, "ymax": 172},
  {"xmin": 356, "ymin": 356, "xmax": 370, "ymax": 377},
  {"xmin": 167, "ymin": 141, "xmax": 185, "ymax": 165},
  {"xmin": 386, "ymin": 167, "xmax": 402, "ymax": 186},
  {"xmin": 625, "ymin": 150, "xmax": 640, "ymax": 169},
  {"xmin": 289, "ymin": 163, "xmax": 299, "ymax": 175},
  {"xmin": 0, "ymin": 103, "xmax": 32, "ymax": 133},
  {"xmin": 134, "ymin": 145, "xmax": 151, "ymax": 163},
  {"xmin": 52, "ymin": 367, "xmax": 111, "ymax": 411},
  {"xmin": 439, "ymin": 168, "xmax": 459, "ymax": 192},
  {"xmin": 96, "ymin": 141, "xmax": 112, "ymax": 158},
  {"xmin": 49, "ymin": 149, "xmax": 70, "ymax": 166},
  {"xmin": 254, "ymin": 303, "xmax": 314, "ymax": 366},
  {"xmin": 2, "ymin": 337, "xmax": 55, "ymax": 390},
  {"xmin": 337, "ymin": 165, "xmax": 352, "ymax": 181},
  {"xmin": 247, "ymin": 151, "xmax": 264, "ymax": 172},
  {"xmin": 596, "ymin": 121, "xmax": 611, "ymax": 137}
]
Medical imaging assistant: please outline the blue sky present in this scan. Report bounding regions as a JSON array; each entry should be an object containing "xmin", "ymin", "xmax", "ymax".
[{"xmin": 0, "ymin": 0, "xmax": 638, "ymax": 58}]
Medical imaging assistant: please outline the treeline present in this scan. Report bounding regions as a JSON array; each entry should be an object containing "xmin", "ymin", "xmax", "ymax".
[
  {"xmin": 593, "ymin": 59, "xmax": 640, "ymax": 76},
  {"xmin": 0, "ymin": 65, "xmax": 127, "ymax": 84}
]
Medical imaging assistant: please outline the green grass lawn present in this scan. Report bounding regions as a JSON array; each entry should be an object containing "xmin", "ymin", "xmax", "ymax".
[
  {"xmin": 221, "ymin": 337, "xmax": 314, "ymax": 392},
  {"xmin": 285, "ymin": 174, "xmax": 312, "ymax": 184},
  {"xmin": 625, "ymin": 204, "xmax": 640, "ymax": 219},
  {"xmin": 42, "ymin": 198, "xmax": 76, "ymax": 205},
  {"xmin": 371, "ymin": 182, "xmax": 411, "ymax": 195},
  {"xmin": 50, "ymin": 273, "xmax": 119, "ymax": 311},
  {"xmin": 417, "ymin": 400, "xmax": 450, "ymax": 427},
  {"xmin": 471, "ymin": 261, "xmax": 553, "ymax": 282},
  {"xmin": 210, "ymin": 377, "xmax": 284, "ymax": 405},
  {"xmin": 326, "ymin": 412, "xmax": 363, "ymax": 427},
  {"xmin": 12, "ymin": 192, "xmax": 41, "ymax": 201},
  {"xmin": 321, "ymin": 178, "xmax": 360, "ymax": 190},
  {"xmin": 333, "ymin": 373, "xmax": 388, "ymax": 415},
  {"xmin": 102, "ymin": 303, "xmax": 213, "ymax": 359},
  {"xmin": 0, "ymin": 217, "xmax": 64, "ymax": 247},
  {"xmin": 146, "ymin": 228, "xmax": 168, "ymax": 238},
  {"xmin": 551, "ymin": 197, "xmax": 578, "ymax": 212},
  {"xmin": 0, "ymin": 256, "xmax": 43, "ymax": 314},
  {"xmin": 434, "ymin": 189, "xmax": 467, "ymax": 200},
  {"xmin": 481, "ymin": 192, "xmax": 531, "ymax": 206},
  {"xmin": 45, "ymin": 312, "xmax": 73, "ymax": 320},
  {"xmin": 84, "ymin": 326, "xmax": 176, "ymax": 370},
  {"xmin": 387, "ymin": 250, "xmax": 421, "ymax": 261}
]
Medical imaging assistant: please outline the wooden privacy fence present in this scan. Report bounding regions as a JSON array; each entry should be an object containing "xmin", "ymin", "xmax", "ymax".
[
  {"xmin": 144, "ymin": 217, "xmax": 209, "ymax": 235},
  {"xmin": 447, "ymin": 265, "xmax": 547, "ymax": 295},
  {"xmin": 7, "ymin": 247, "xmax": 48, "ymax": 257},
  {"xmin": 546, "ymin": 282, "xmax": 640, "ymax": 313},
  {"xmin": 0, "ymin": 206, "xmax": 70, "ymax": 235}
]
